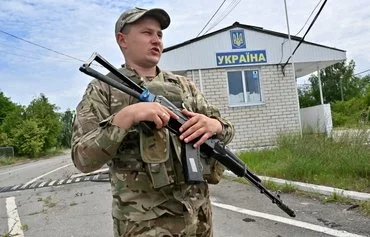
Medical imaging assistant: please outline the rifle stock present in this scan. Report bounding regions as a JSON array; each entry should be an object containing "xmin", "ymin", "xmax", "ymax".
[{"xmin": 79, "ymin": 52, "xmax": 296, "ymax": 218}]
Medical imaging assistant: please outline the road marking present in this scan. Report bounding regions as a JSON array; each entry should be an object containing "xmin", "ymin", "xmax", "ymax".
[
  {"xmin": 20, "ymin": 183, "xmax": 29, "ymax": 189},
  {"xmin": 70, "ymin": 167, "xmax": 108, "ymax": 178},
  {"xmin": 39, "ymin": 181, "xmax": 47, "ymax": 187},
  {"xmin": 6, "ymin": 197, "xmax": 24, "ymax": 237},
  {"xmin": 24, "ymin": 164, "xmax": 72, "ymax": 186},
  {"xmin": 212, "ymin": 201, "xmax": 365, "ymax": 237},
  {"xmin": 10, "ymin": 185, "xmax": 20, "ymax": 191}
]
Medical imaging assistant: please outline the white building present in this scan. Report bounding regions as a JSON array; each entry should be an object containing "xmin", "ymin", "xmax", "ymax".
[{"xmin": 159, "ymin": 22, "xmax": 346, "ymax": 150}]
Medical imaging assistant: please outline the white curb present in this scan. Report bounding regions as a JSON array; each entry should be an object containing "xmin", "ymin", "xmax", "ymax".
[{"xmin": 224, "ymin": 170, "xmax": 370, "ymax": 201}]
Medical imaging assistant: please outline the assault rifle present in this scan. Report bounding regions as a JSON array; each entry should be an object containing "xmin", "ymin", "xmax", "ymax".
[{"xmin": 79, "ymin": 52, "xmax": 296, "ymax": 218}]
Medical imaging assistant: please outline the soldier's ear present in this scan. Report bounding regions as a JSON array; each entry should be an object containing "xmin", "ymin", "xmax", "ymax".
[{"xmin": 116, "ymin": 32, "xmax": 128, "ymax": 49}]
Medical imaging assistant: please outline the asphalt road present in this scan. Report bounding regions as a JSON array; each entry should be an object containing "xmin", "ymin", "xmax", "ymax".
[{"xmin": 0, "ymin": 154, "xmax": 369, "ymax": 237}]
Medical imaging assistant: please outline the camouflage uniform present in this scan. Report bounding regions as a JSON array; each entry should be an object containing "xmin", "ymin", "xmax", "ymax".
[{"xmin": 72, "ymin": 66, "xmax": 235, "ymax": 236}]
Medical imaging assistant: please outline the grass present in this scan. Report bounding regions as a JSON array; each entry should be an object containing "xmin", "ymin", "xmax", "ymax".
[
  {"xmin": 238, "ymin": 133, "xmax": 370, "ymax": 193},
  {"xmin": 0, "ymin": 156, "xmax": 23, "ymax": 166},
  {"xmin": 225, "ymin": 174, "xmax": 370, "ymax": 217},
  {"xmin": 20, "ymin": 224, "xmax": 28, "ymax": 231},
  {"xmin": 302, "ymin": 191, "xmax": 370, "ymax": 216},
  {"xmin": 38, "ymin": 196, "xmax": 57, "ymax": 209},
  {"xmin": 261, "ymin": 180, "xmax": 297, "ymax": 193},
  {"xmin": 360, "ymin": 201, "xmax": 370, "ymax": 216},
  {"xmin": 234, "ymin": 132, "xmax": 370, "ymax": 216},
  {"xmin": 322, "ymin": 192, "xmax": 354, "ymax": 204},
  {"xmin": 0, "ymin": 223, "xmax": 28, "ymax": 236},
  {"xmin": 0, "ymin": 148, "xmax": 70, "ymax": 167},
  {"xmin": 0, "ymin": 232, "xmax": 12, "ymax": 237}
]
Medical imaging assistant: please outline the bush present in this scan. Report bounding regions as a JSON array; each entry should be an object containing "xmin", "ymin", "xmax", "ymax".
[
  {"xmin": 331, "ymin": 98, "xmax": 368, "ymax": 126},
  {"xmin": 0, "ymin": 132, "xmax": 11, "ymax": 146},
  {"xmin": 13, "ymin": 119, "xmax": 46, "ymax": 157}
]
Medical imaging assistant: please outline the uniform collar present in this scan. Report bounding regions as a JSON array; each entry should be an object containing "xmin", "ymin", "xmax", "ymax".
[{"xmin": 122, "ymin": 64, "xmax": 162, "ymax": 80}]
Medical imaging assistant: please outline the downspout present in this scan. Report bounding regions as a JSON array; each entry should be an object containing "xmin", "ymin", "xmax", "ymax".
[
  {"xmin": 198, "ymin": 69, "xmax": 204, "ymax": 93},
  {"xmin": 317, "ymin": 65, "xmax": 324, "ymax": 104}
]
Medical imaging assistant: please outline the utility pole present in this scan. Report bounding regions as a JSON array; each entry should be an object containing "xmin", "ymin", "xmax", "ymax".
[
  {"xmin": 340, "ymin": 76, "xmax": 344, "ymax": 101},
  {"xmin": 284, "ymin": 0, "xmax": 302, "ymax": 136},
  {"xmin": 317, "ymin": 65, "xmax": 324, "ymax": 104}
]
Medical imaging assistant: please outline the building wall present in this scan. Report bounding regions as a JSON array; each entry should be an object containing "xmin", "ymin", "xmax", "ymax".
[
  {"xmin": 160, "ymin": 27, "xmax": 346, "ymax": 72},
  {"xmin": 186, "ymin": 64, "xmax": 301, "ymax": 150},
  {"xmin": 300, "ymin": 104, "xmax": 333, "ymax": 135}
]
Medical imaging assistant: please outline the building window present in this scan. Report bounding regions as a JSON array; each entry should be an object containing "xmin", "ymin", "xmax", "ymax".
[{"xmin": 227, "ymin": 70, "xmax": 262, "ymax": 106}]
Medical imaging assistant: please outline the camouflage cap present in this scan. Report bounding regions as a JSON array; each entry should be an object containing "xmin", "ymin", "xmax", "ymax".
[{"xmin": 115, "ymin": 7, "xmax": 170, "ymax": 35}]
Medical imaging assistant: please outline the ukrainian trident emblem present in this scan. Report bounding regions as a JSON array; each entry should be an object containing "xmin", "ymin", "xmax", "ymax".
[{"xmin": 230, "ymin": 30, "xmax": 246, "ymax": 49}]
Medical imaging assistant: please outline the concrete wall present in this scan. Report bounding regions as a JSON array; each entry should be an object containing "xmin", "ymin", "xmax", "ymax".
[
  {"xmin": 300, "ymin": 104, "xmax": 333, "ymax": 135},
  {"xmin": 186, "ymin": 64, "xmax": 301, "ymax": 150}
]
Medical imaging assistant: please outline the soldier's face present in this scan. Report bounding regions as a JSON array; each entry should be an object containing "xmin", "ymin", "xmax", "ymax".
[{"xmin": 119, "ymin": 17, "xmax": 163, "ymax": 68}]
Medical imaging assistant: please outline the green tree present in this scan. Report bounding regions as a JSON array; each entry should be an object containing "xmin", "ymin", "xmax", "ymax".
[
  {"xmin": 59, "ymin": 109, "xmax": 75, "ymax": 148},
  {"xmin": 309, "ymin": 60, "xmax": 361, "ymax": 103},
  {"xmin": 363, "ymin": 79, "xmax": 370, "ymax": 122},
  {"xmin": 0, "ymin": 91, "xmax": 18, "ymax": 126},
  {"xmin": 0, "ymin": 92, "xmax": 73, "ymax": 157},
  {"xmin": 13, "ymin": 119, "xmax": 46, "ymax": 157},
  {"xmin": 25, "ymin": 94, "xmax": 63, "ymax": 150},
  {"xmin": 298, "ymin": 60, "xmax": 370, "ymax": 108},
  {"xmin": 0, "ymin": 92, "xmax": 24, "ymax": 149},
  {"xmin": 331, "ymin": 98, "xmax": 367, "ymax": 126},
  {"xmin": 360, "ymin": 75, "xmax": 370, "ymax": 98},
  {"xmin": 298, "ymin": 85, "xmax": 317, "ymax": 108},
  {"xmin": 0, "ymin": 105, "xmax": 25, "ymax": 145},
  {"xmin": 0, "ymin": 105, "xmax": 24, "ymax": 132},
  {"xmin": 329, "ymin": 74, "xmax": 370, "ymax": 126},
  {"xmin": 0, "ymin": 132, "xmax": 11, "ymax": 147}
]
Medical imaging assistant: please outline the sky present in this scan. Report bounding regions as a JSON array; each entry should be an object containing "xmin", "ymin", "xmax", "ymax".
[{"xmin": 0, "ymin": 0, "xmax": 369, "ymax": 112}]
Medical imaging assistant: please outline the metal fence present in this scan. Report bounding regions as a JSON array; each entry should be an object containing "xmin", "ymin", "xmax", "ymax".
[{"xmin": 0, "ymin": 147, "xmax": 14, "ymax": 158}]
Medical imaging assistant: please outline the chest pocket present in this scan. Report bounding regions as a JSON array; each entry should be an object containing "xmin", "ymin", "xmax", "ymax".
[
  {"xmin": 144, "ymin": 80, "xmax": 184, "ymax": 109},
  {"xmin": 135, "ymin": 80, "xmax": 184, "ymax": 188},
  {"xmin": 140, "ymin": 80, "xmax": 184, "ymax": 163}
]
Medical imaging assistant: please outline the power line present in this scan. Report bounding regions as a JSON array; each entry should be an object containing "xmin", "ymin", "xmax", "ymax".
[
  {"xmin": 0, "ymin": 40, "xmax": 42, "ymax": 54},
  {"xmin": 278, "ymin": 0, "xmax": 322, "ymax": 65},
  {"xmin": 295, "ymin": 0, "xmax": 323, "ymax": 36},
  {"xmin": 197, "ymin": 0, "xmax": 227, "ymax": 37},
  {"xmin": 282, "ymin": 0, "xmax": 328, "ymax": 69},
  {"xmin": 0, "ymin": 49, "xmax": 79, "ymax": 64},
  {"xmin": 0, "ymin": 29, "xmax": 84, "ymax": 63},
  {"xmin": 278, "ymin": 0, "xmax": 323, "ymax": 65},
  {"xmin": 203, "ymin": 0, "xmax": 241, "ymax": 35},
  {"xmin": 0, "ymin": 40, "xmax": 74, "ymax": 61},
  {"xmin": 354, "ymin": 69, "xmax": 370, "ymax": 76},
  {"xmin": 0, "ymin": 49, "xmax": 54, "ymax": 61}
]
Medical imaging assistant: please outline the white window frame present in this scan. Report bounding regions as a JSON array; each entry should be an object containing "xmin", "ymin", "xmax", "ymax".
[{"xmin": 226, "ymin": 68, "xmax": 264, "ymax": 107}]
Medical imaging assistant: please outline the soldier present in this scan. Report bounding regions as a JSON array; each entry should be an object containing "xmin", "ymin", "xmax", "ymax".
[{"xmin": 72, "ymin": 7, "xmax": 235, "ymax": 237}]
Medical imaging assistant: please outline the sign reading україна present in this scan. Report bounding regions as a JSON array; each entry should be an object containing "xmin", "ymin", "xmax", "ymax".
[{"xmin": 216, "ymin": 29, "xmax": 267, "ymax": 66}]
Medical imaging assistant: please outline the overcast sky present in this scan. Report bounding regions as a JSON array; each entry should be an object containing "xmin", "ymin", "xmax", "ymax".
[{"xmin": 1, "ymin": 0, "xmax": 369, "ymax": 111}]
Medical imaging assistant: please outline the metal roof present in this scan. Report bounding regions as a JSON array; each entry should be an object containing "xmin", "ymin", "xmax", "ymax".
[
  {"xmin": 164, "ymin": 22, "xmax": 345, "ymax": 53},
  {"xmin": 160, "ymin": 22, "xmax": 346, "ymax": 77}
]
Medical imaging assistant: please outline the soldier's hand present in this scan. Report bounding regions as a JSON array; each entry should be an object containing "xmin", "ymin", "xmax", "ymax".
[
  {"xmin": 179, "ymin": 109, "xmax": 222, "ymax": 148},
  {"xmin": 112, "ymin": 102, "xmax": 178, "ymax": 129}
]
